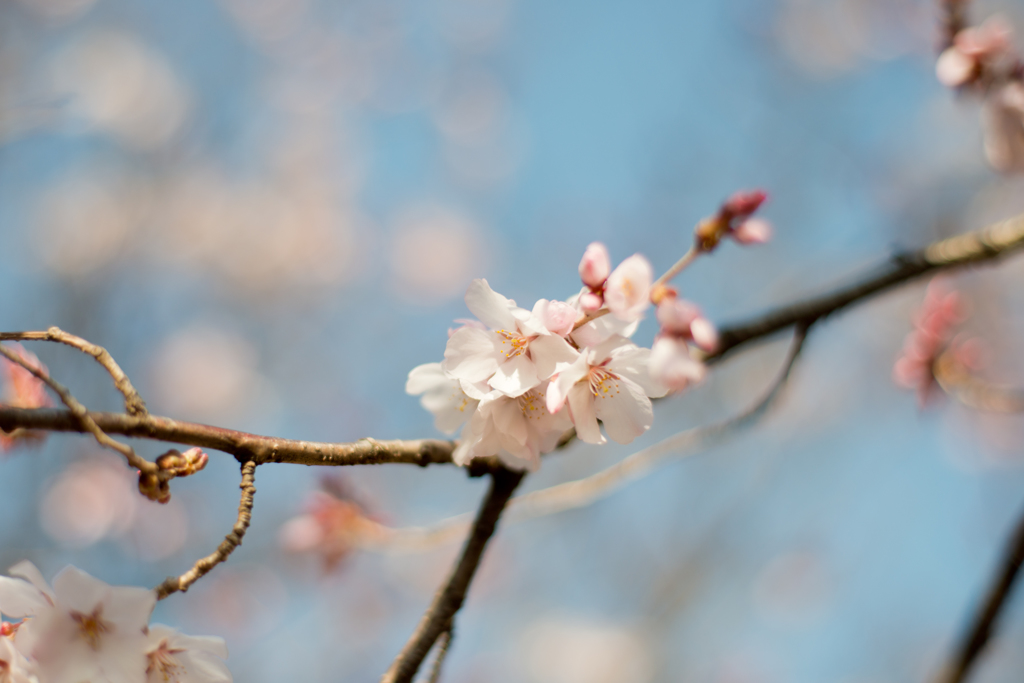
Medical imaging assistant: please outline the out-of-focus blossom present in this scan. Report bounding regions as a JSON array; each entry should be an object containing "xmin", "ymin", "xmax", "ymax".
[
  {"xmin": 0, "ymin": 636, "xmax": 36, "ymax": 683},
  {"xmin": 578, "ymin": 242, "xmax": 611, "ymax": 289},
  {"xmin": 521, "ymin": 615, "xmax": 653, "ymax": 683},
  {"xmin": 647, "ymin": 295, "xmax": 713, "ymax": 393},
  {"xmin": 40, "ymin": 457, "xmax": 137, "ymax": 547},
  {"xmin": 0, "ymin": 562, "xmax": 154, "ymax": 683},
  {"xmin": 649, "ymin": 337, "xmax": 706, "ymax": 393},
  {"xmin": 603, "ymin": 255, "xmax": 653, "ymax": 322},
  {"xmin": 936, "ymin": 16, "xmax": 1014, "ymax": 87},
  {"xmin": 893, "ymin": 280, "xmax": 978, "ymax": 405},
  {"xmin": 442, "ymin": 279, "xmax": 578, "ymax": 397},
  {"xmin": 453, "ymin": 382, "xmax": 572, "ymax": 471},
  {"xmin": 982, "ymin": 81, "xmax": 1024, "ymax": 173},
  {"xmin": 695, "ymin": 190, "xmax": 772, "ymax": 253},
  {"xmin": 656, "ymin": 296, "xmax": 718, "ymax": 353},
  {"xmin": 390, "ymin": 205, "xmax": 487, "ymax": 303},
  {"xmin": 279, "ymin": 478, "xmax": 386, "ymax": 571},
  {"xmin": 546, "ymin": 336, "xmax": 667, "ymax": 445},
  {"xmin": 405, "ymin": 362, "xmax": 480, "ymax": 435},
  {"xmin": 145, "ymin": 624, "xmax": 231, "ymax": 683},
  {"xmin": 0, "ymin": 343, "xmax": 53, "ymax": 453}
]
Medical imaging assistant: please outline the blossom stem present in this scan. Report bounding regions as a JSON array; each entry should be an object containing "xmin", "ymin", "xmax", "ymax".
[
  {"xmin": 652, "ymin": 246, "xmax": 699, "ymax": 291},
  {"xmin": 571, "ymin": 308, "xmax": 610, "ymax": 332}
]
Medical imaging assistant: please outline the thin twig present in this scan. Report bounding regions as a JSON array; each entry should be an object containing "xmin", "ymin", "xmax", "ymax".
[
  {"xmin": 424, "ymin": 629, "xmax": 453, "ymax": 683},
  {"xmin": 0, "ymin": 343, "xmax": 156, "ymax": 475},
  {"xmin": 710, "ymin": 213, "xmax": 1024, "ymax": 363},
  {"xmin": 933, "ymin": 498, "xmax": 1024, "ymax": 683},
  {"xmin": 652, "ymin": 245, "xmax": 699, "ymax": 290},
  {"xmin": 0, "ymin": 327, "xmax": 147, "ymax": 416},
  {"xmin": 380, "ymin": 468, "xmax": 524, "ymax": 683},
  {"xmin": 379, "ymin": 325, "xmax": 808, "ymax": 552},
  {"xmin": 155, "ymin": 460, "xmax": 257, "ymax": 599}
]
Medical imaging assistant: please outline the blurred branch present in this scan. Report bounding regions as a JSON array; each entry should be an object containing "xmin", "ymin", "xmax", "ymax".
[
  {"xmin": 0, "ymin": 327, "xmax": 147, "ymax": 416},
  {"xmin": 934, "ymin": 498, "xmax": 1024, "ymax": 683},
  {"xmin": 381, "ymin": 468, "xmax": 524, "ymax": 683},
  {"xmin": 0, "ymin": 343, "xmax": 156, "ymax": 475},
  {"xmin": 710, "ymin": 212, "xmax": 1024, "ymax": 364},
  {"xmin": 3, "ymin": 213, "xmax": 1024, "ymax": 470},
  {"xmin": 155, "ymin": 460, "xmax": 257, "ymax": 600},
  {"xmin": 424, "ymin": 629, "xmax": 453, "ymax": 683}
]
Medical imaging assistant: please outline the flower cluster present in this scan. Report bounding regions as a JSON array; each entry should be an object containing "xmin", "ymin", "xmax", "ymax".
[
  {"xmin": 0, "ymin": 344, "xmax": 53, "ymax": 453},
  {"xmin": 935, "ymin": 14, "xmax": 1024, "ymax": 173},
  {"xmin": 893, "ymin": 280, "xmax": 980, "ymax": 405},
  {"xmin": 0, "ymin": 562, "xmax": 230, "ymax": 683}
]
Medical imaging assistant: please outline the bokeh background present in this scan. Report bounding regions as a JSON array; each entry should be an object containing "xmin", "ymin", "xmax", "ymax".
[{"xmin": 3, "ymin": 0, "xmax": 1024, "ymax": 681}]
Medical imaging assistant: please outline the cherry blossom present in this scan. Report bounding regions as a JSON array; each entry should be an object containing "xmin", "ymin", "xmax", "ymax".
[
  {"xmin": 0, "ymin": 343, "xmax": 54, "ymax": 453},
  {"xmin": 547, "ymin": 336, "xmax": 667, "ymax": 445},
  {"xmin": 982, "ymin": 81, "xmax": 1024, "ymax": 174},
  {"xmin": 443, "ymin": 279, "xmax": 578, "ymax": 397},
  {"xmin": 603, "ymin": 255, "xmax": 653, "ymax": 322},
  {"xmin": 936, "ymin": 16, "xmax": 1014, "ymax": 88},
  {"xmin": 406, "ymin": 362, "xmax": 480, "ymax": 434},
  {"xmin": 694, "ymin": 190, "xmax": 771, "ymax": 252},
  {"xmin": 649, "ymin": 337, "xmax": 706, "ymax": 393},
  {"xmin": 453, "ymin": 382, "xmax": 572, "ymax": 471},
  {"xmin": 578, "ymin": 242, "xmax": 611, "ymax": 289},
  {"xmin": 893, "ymin": 281, "xmax": 979, "ymax": 405},
  {"xmin": 0, "ymin": 636, "xmax": 35, "ymax": 683},
  {"xmin": 145, "ymin": 625, "xmax": 231, "ymax": 683}
]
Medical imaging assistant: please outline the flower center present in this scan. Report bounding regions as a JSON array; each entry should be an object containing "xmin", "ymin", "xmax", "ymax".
[
  {"xmin": 147, "ymin": 640, "xmax": 186, "ymax": 683},
  {"xmin": 496, "ymin": 330, "xmax": 532, "ymax": 359},
  {"xmin": 589, "ymin": 367, "xmax": 621, "ymax": 398},
  {"xmin": 518, "ymin": 390, "xmax": 545, "ymax": 420},
  {"xmin": 70, "ymin": 606, "xmax": 112, "ymax": 651}
]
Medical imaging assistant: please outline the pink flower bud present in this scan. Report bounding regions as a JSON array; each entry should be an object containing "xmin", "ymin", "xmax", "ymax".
[
  {"xmin": 604, "ymin": 254, "xmax": 653, "ymax": 321},
  {"xmin": 690, "ymin": 317, "xmax": 719, "ymax": 352},
  {"xmin": 579, "ymin": 291, "xmax": 604, "ymax": 314},
  {"xmin": 936, "ymin": 46, "xmax": 977, "ymax": 87},
  {"xmin": 536, "ymin": 299, "xmax": 578, "ymax": 337},
  {"xmin": 656, "ymin": 297, "xmax": 701, "ymax": 335},
  {"xmin": 649, "ymin": 337, "xmax": 706, "ymax": 392},
  {"xmin": 732, "ymin": 217, "xmax": 773, "ymax": 245},
  {"xmin": 723, "ymin": 189, "xmax": 767, "ymax": 218},
  {"xmin": 955, "ymin": 16, "xmax": 1013, "ymax": 59},
  {"xmin": 579, "ymin": 242, "xmax": 611, "ymax": 288}
]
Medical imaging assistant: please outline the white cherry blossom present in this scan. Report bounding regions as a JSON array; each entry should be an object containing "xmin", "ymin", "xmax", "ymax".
[
  {"xmin": 0, "ymin": 562, "xmax": 154, "ymax": 683},
  {"xmin": 603, "ymin": 254, "xmax": 653, "ymax": 322},
  {"xmin": 649, "ymin": 337, "xmax": 706, "ymax": 392},
  {"xmin": 405, "ymin": 362, "xmax": 480, "ymax": 435},
  {"xmin": 443, "ymin": 279, "xmax": 578, "ymax": 397},
  {"xmin": 145, "ymin": 625, "xmax": 231, "ymax": 683},
  {"xmin": 453, "ymin": 382, "xmax": 572, "ymax": 471},
  {"xmin": 0, "ymin": 636, "xmax": 36, "ymax": 683},
  {"xmin": 547, "ymin": 336, "xmax": 667, "ymax": 445}
]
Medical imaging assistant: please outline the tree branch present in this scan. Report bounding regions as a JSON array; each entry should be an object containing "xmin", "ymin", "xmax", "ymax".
[
  {"xmin": 380, "ymin": 468, "xmax": 524, "ymax": 683},
  {"xmin": 155, "ymin": 460, "xmax": 257, "ymax": 599},
  {"xmin": 0, "ymin": 327, "xmax": 147, "ymax": 416},
  {"xmin": 934, "ymin": 498, "xmax": 1024, "ymax": 683},
  {"xmin": 710, "ymin": 213, "xmax": 1024, "ymax": 363}
]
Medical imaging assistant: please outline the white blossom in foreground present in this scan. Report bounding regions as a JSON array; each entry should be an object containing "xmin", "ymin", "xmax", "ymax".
[
  {"xmin": 0, "ymin": 637, "xmax": 36, "ymax": 683},
  {"xmin": 405, "ymin": 362, "xmax": 480, "ymax": 435},
  {"xmin": 547, "ymin": 337, "xmax": 667, "ymax": 445},
  {"xmin": 145, "ymin": 625, "xmax": 230, "ymax": 683},
  {"xmin": 453, "ymin": 382, "xmax": 572, "ymax": 471},
  {"xmin": 0, "ymin": 562, "xmax": 232, "ymax": 683},
  {"xmin": 443, "ymin": 279, "xmax": 578, "ymax": 397}
]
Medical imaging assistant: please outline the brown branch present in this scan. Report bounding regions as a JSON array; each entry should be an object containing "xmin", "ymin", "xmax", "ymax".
[
  {"xmin": 155, "ymin": 460, "xmax": 257, "ymax": 599},
  {"xmin": 2, "ymin": 214, "xmax": 1024, "ymax": 470},
  {"xmin": 380, "ymin": 468, "xmax": 524, "ymax": 683},
  {"xmin": 933, "ymin": 498, "xmax": 1024, "ymax": 683},
  {"xmin": 0, "ymin": 343, "xmax": 156, "ymax": 475},
  {"xmin": 710, "ymin": 213, "xmax": 1024, "ymax": 363},
  {"xmin": 0, "ymin": 327, "xmax": 147, "ymax": 416}
]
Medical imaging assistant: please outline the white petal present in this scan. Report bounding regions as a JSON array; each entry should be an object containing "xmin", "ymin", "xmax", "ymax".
[
  {"xmin": 567, "ymin": 383, "xmax": 604, "ymax": 445},
  {"xmin": 546, "ymin": 355, "xmax": 589, "ymax": 413},
  {"xmin": 9, "ymin": 561, "xmax": 54, "ymax": 602},
  {"xmin": 486, "ymin": 396, "xmax": 529, "ymax": 446},
  {"xmin": 608, "ymin": 345, "xmax": 669, "ymax": 398},
  {"xmin": 464, "ymin": 279, "xmax": 517, "ymax": 331},
  {"xmin": 528, "ymin": 334, "xmax": 579, "ymax": 381},
  {"xmin": 488, "ymin": 354, "xmax": 541, "ymax": 398},
  {"xmin": 649, "ymin": 337, "xmax": 706, "ymax": 392},
  {"xmin": 0, "ymin": 577, "xmax": 49, "ymax": 618},
  {"xmin": 443, "ymin": 327, "xmax": 500, "ymax": 383},
  {"xmin": 405, "ymin": 363, "xmax": 449, "ymax": 395},
  {"xmin": 593, "ymin": 376, "xmax": 653, "ymax": 444}
]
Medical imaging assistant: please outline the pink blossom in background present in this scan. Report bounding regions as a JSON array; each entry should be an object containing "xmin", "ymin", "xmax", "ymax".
[
  {"xmin": 893, "ymin": 281, "xmax": 974, "ymax": 405},
  {"xmin": 695, "ymin": 190, "xmax": 772, "ymax": 252},
  {"xmin": 0, "ymin": 343, "xmax": 54, "ymax": 453},
  {"xmin": 578, "ymin": 242, "xmax": 611, "ymax": 289},
  {"xmin": 603, "ymin": 254, "xmax": 653, "ymax": 322}
]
